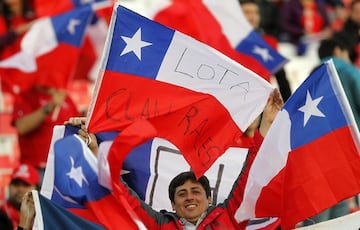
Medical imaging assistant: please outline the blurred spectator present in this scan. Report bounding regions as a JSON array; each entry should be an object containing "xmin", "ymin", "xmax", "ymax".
[
  {"xmin": 0, "ymin": 0, "xmax": 36, "ymax": 60},
  {"xmin": 11, "ymin": 85, "xmax": 81, "ymax": 183},
  {"xmin": 240, "ymin": 0, "xmax": 292, "ymax": 101},
  {"xmin": 281, "ymin": 0, "xmax": 332, "ymax": 55},
  {"xmin": 338, "ymin": 0, "xmax": 360, "ymax": 67},
  {"xmin": 258, "ymin": 0, "xmax": 285, "ymax": 40},
  {"xmin": 0, "ymin": 164, "xmax": 39, "ymax": 229},
  {"xmin": 320, "ymin": 0, "xmax": 348, "ymax": 31}
]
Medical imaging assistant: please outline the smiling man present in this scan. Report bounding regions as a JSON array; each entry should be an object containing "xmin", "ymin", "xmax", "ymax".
[
  {"xmin": 168, "ymin": 172, "xmax": 213, "ymax": 228},
  {"xmin": 122, "ymin": 169, "xmax": 246, "ymax": 229}
]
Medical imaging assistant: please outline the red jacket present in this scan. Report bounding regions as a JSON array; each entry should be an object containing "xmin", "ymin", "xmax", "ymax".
[{"xmin": 120, "ymin": 132, "xmax": 265, "ymax": 229}]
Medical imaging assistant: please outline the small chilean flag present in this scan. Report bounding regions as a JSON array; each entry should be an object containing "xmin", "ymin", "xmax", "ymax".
[
  {"xmin": 203, "ymin": 0, "xmax": 288, "ymax": 74},
  {"xmin": 0, "ymin": 5, "xmax": 95, "ymax": 93}
]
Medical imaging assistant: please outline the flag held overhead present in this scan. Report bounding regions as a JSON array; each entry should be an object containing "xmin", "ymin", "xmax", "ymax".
[
  {"xmin": 86, "ymin": 4, "xmax": 273, "ymax": 177},
  {"xmin": 235, "ymin": 60, "xmax": 360, "ymax": 229}
]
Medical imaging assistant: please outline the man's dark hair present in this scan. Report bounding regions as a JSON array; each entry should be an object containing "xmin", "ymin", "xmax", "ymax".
[
  {"xmin": 168, "ymin": 171, "xmax": 211, "ymax": 203},
  {"xmin": 318, "ymin": 37, "xmax": 348, "ymax": 59}
]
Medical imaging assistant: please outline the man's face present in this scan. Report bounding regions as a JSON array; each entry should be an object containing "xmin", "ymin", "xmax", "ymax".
[
  {"xmin": 8, "ymin": 180, "xmax": 37, "ymax": 209},
  {"xmin": 171, "ymin": 180, "xmax": 211, "ymax": 224},
  {"xmin": 241, "ymin": 3, "xmax": 260, "ymax": 29}
]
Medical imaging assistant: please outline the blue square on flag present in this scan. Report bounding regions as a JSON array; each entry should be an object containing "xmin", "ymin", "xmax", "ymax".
[
  {"xmin": 52, "ymin": 5, "xmax": 92, "ymax": 47},
  {"xmin": 106, "ymin": 6, "xmax": 174, "ymax": 79},
  {"xmin": 284, "ymin": 65, "xmax": 348, "ymax": 149}
]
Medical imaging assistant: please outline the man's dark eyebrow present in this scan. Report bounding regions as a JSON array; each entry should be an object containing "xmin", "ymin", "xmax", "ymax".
[{"xmin": 176, "ymin": 185, "xmax": 202, "ymax": 194}]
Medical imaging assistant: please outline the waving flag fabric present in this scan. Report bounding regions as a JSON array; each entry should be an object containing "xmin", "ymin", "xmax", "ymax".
[
  {"xmin": 150, "ymin": 0, "xmax": 271, "ymax": 80},
  {"xmin": 202, "ymin": 0, "xmax": 287, "ymax": 74},
  {"xmin": 0, "ymin": 5, "xmax": 94, "ymax": 93},
  {"xmin": 42, "ymin": 126, "xmax": 278, "ymax": 229},
  {"xmin": 33, "ymin": 0, "xmax": 113, "ymax": 82},
  {"xmin": 123, "ymin": 0, "xmax": 283, "ymax": 79},
  {"xmin": 45, "ymin": 125, "xmax": 248, "ymax": 212},
  {"xmin": 32, "ymin": 190, "xmax": 104, "ymax": 230},
  {"xmin": 234, "ymin": 60, "xmax": 360, "ymax": 229},
  {"xmin": 34, "ymin": 0, "xmax": 112, "ymax": 17},
  {"xmin": 40, "ymin": 128, "xmax": 142, "ymax": 230},
  {"xmin": 86, "ymin": 4, "xmax": 273, "ymax": 177}
]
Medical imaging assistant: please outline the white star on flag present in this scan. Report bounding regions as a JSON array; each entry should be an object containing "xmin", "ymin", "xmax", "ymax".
[
  {"xmin": 120, "ymin": 28, "xmax": 152, "ymax": 60},
  {"xmin": 298, "ymin": 90, "xmax": 325, "ymax": 126},
  {"xmin": 66, "ymin": 157, "xmax": 89, "ymax": 187},
  {"xmin": 253, "ymin": 46, "xmax": 273, "ymax": 62},
  {"xmin": 67, "ymin": 19, "xmax": 81, "ymax": 35}
]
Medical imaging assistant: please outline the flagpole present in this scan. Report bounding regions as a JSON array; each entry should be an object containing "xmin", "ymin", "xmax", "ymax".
[
  {"xmin": 91, "ymin": 0, "xmax": 113, "ymax": 11},
  {"xmin": 0, "ymin": 80, "xmax": 4, "ymax": 112},
  {"xmin": 327, "ymin": 60, "xmax": 360, "ymax": 152}
]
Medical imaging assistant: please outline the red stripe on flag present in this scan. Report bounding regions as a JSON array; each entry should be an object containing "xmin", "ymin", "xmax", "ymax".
[
  {"xmin": 67, "ymin": 208, "xmax": 101, "ymax": 224},
  {"xmin": 36, "ymin": 43, "xmax": 80, "ymax": 89},
  {"xmin": 86, "ymin": 197, "xmax": 140, "ymax": 229},
  {"xmin": 88, "ymin": 70, "xmax": 247, "ymax": 176},
  {"xmin": 34, "ymin": 0, "xmax": 74, "ymax": 17}
]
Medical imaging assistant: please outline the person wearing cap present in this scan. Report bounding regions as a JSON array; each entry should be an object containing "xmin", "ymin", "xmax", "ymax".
[{"xmin": 0, "ymin": 164, "xmax": 39, "ymax": 230}]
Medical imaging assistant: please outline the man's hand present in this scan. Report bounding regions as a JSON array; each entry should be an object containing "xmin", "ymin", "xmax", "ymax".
[
  {"xmin": 259, "ymin": 88, "xmax": 284, "ymax": 137},
  {"xmin": 65, "ymin": 117, "xmax": 99, "ymax": 156}
]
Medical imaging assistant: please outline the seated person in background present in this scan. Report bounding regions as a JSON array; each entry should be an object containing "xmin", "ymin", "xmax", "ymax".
[
  {"xmin": 0, "ymin": 0, "xmax": 36, "ymax": 59},
  {"xmin": 281, "ymin": 0, "xmax": 332, "ymax": 55},
  {"xmin": 0, "ymin": 164, "xmax": 39, "ymax": 229},
  {"xmin": 12, "ymin": 85, "xmax": 81, "ymax": 182}
]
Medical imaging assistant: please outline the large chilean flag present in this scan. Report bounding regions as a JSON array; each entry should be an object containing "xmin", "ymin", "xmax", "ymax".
[
  {"xmin": 86, "ymin": 4, "xmax": 273, "ymax": 177},
  {"xmin": 235, "ymin": 60, "xmax": 360, "ymax": 229}
]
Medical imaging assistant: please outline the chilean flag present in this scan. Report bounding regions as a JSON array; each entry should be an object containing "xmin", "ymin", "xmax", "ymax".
[
  {"xmin": 40, "ymin": 127, "xmax": 144, "ymax": 230},
  {"xmin": 86, "ymin": 4, "xmax": 273, "ymax": 177},
  {"xmin": 235, "ymin": 60, "xmax": 360, "ymax": 229},
  {"xmin": 33, "ymin": 0, "xmax": 113, "ymax": 82},
  {"xmin": 0, "ymin": 5, "xmax": 94, "ymax": 93},
  {"xmin": 202, "ymin": 0, "xmax": 287, "ymax": 74}
]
